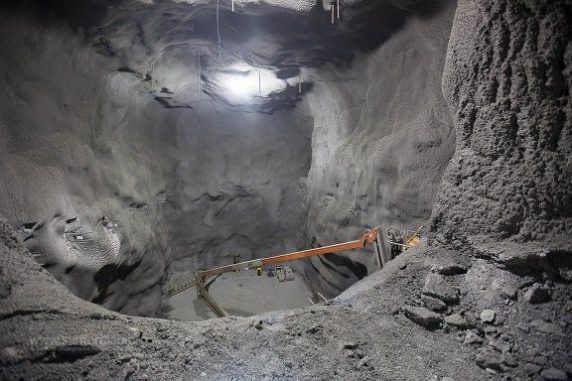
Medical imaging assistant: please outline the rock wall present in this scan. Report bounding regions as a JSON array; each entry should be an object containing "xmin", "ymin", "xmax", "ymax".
[
  {"xmin": 304, "ymin": 0, "xmax": 457, "ymax": 294},
  {"xmin": 420, "ymin": 1, "xmax": 572, "ymax": 376},
  {"xmin": 432, "ymin": 0, "xmax": 572, "ymax": 247},
  {"xmin": 0, "ymin": 11, "xmax": 173, "ymax": 316},
  {"xmin": 1, "ymin": 1, "xmax": 571, "ymax": 379},
  {"xmin": 0, "ymin": 8, "xmax": 312, "ymax": 316},
  {"xmin": 164, "ymin": 102, "xmax": 312, "ymax": 272}
]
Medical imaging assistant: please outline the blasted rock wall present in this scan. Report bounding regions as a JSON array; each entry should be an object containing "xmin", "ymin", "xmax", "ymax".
[
  {"xmin": 432, "ymin": 0, "xmax": 572, "ymax": 247},
  {"xmin": 164, "ymin": 102, "xmax": 312, "ymax": 275},
  {"xmin": 0, "ymin": 10, "xmax": 312, "ymax": 316},
  {"xmin": 0, "ymin": 12, "xmax": 173, "ymax": 316},
  {"xmin": 304, "ymin": 0, "xmax": 456, "ymax": 294}
]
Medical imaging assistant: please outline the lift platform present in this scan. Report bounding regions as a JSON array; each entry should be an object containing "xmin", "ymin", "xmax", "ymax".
[
  {"xmin": 166, "ymin": 227, "xmax": 387, "ymax": 317},
  {"xmin": 386, "ymin": 225, "xmax": 426, "ymax": 259}
]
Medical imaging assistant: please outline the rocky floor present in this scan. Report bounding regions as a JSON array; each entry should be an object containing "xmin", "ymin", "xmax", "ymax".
[{"xmin": 1, "ymin": 218, "xmax": 570, "ymax": 380}]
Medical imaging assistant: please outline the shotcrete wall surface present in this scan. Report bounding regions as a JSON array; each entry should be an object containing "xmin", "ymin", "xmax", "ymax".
[{"xmin": 304, "ymin": 0, "xmax": 457, "ymax": 294}]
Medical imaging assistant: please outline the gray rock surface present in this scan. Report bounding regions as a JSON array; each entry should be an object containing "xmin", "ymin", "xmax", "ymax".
[
  {"xmin": 480, "ymin": 309, "xmax": 496, "ymax": 324},
  {"xmin": 444, "ymin": 313, "xmax": 468, "ymax": 329},
  {"xmin": 402, "ymin": 305, "xmax": 443, "ymax": 329},
  {"xmin": 475, "ymin": 347, "xmax": 503, "ymax": 372},
  {"xmin": 464, "ymin": 331, "xmax": 483, "ymax": 345},
  {"xmin": 541, "ymin": 368, "xmax": 568, "ymax": 381},
  {"xmin": 0, "ymin": 10, "xmax": 172, "ymax": 316},
  {"xmin": 0, "ymin": 9, "xmax": 311, "ymax": 316},
  {"xmin": 524, "ymin": 284, "xmax": 552, "ymax": 304},
  {"xmin": 422, "ymin": 295, "xmax": 448, "ymax": 313},
  {"xmin": 422, "ymin": 274, "xmax": 459, "ymax": 304},
  {"xmin": 0, "ymin": 0, "xmax": 461, "ymax": 313},
  {"xmin": 0, "ymin": 0, "xmax": 571, "ymax": 380},
  {"xmin": 303, "ymin": 0, "xmax": 456, "ymax": 293},
  {"xmin": 435, "ymin": 264, "xmax": 468, "ymax": 276},
  {"xmin": 0, "ymin": 218, "xmax": 491, "ymax": 381},
  {"xmin": 431, "ymin": 0, "xmax": 572, "ymax": 247},
  {"xmin": 500, "ymin": 284, "xmax": 518, "ymax": 300}
]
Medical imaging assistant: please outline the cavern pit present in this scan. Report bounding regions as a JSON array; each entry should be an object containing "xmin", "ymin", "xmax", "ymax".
[{"xmin": 0, "ymin": 0, "xmax": 571, "ymax": 380}]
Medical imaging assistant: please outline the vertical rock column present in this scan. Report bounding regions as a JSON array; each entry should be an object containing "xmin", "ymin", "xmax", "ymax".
[{"xmin": 433, "ymin": 0, "xmax": 572, "ymax": 246}]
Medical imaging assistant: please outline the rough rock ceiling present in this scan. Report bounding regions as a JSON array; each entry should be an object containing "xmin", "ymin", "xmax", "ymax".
[{"xmin": 32, "ymin": 0, "xmax": 445, "ymax": 113}]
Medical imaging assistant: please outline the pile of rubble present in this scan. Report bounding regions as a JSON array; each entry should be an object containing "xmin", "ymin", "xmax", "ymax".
[{"xmin": 398, "ymin": 247, "xmax": 571, "ymax": 380}]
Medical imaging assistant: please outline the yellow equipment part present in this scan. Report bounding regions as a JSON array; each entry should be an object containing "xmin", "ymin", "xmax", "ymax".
[
  {"xmin": 406, "ymin": 234, "xmax": 420, "ymax": 248},
  {"xmin": 387, "ymin": 225, "xmax": 426, "ymax": 259}
]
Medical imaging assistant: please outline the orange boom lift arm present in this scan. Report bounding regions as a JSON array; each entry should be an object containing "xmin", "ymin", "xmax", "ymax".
[
  {"xmin": 167, "ymin": 227, "xmax": 387, "ymax": 317},
  {"xmin": 197, "ymin": 227, "xmax": 383, "ymax": 279}
]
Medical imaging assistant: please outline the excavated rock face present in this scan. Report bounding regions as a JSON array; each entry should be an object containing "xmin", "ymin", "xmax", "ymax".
[
  {"xmin": 163, "ymin": 104, "xmax": 311, "ymax": 267},
  {"xmin": 1, "ymin": 0, "xmax": 569, "ymax": 325},
  {"xmin": 0, "ymin": 4, "xmax": 312, "ymax": 316},
  {"xmin": 0, "ymin": 10, "xmax": 172, "ymax": 316},
  {"xmin": 0, "ymin": 0, "xmax": 459, "ymax": 313},
  {"xmin": 432, "ymin": 0, "xmax": 572, "ymax": 247},
  {"xmin": 0, "ymin": 217, "xmax": 495, "ymax": 381},
  {"xmin": 303, "ymin": 0, "xmax": 456, "ymax": 294},
  {"xmin": 1, "ymin": 1, "xmax": 572, "ymax": 380},
  {"xmin": 414, "ymin": 0, "xmax": 572, "ymax": 377},
  {"xmin": 37, "ymin": 0, "xmax": 418, "ymax": 113}
]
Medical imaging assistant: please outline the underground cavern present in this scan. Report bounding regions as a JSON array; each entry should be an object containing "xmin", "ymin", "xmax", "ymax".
[{"xmin": 0, "ymin": 0, "xmax": 571, "ymax": 380}]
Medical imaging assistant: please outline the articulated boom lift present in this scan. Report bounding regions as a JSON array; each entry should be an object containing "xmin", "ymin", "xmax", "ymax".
[{"xmin": 167, "ymin": 227, "xmax": 387, "ymax": 317}]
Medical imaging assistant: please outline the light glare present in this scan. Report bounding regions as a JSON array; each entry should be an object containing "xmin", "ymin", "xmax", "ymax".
[{"xmin": 216, "ymin": 63, "xmax": 285, "ymax": 102}]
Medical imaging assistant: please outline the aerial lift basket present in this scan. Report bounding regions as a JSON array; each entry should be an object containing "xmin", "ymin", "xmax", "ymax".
[{"xmin": 386, "ymin": 225, "xmax": 427, "ymax": 259}]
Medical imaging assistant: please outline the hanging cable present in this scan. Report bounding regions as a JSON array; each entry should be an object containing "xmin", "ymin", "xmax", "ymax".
[
  {"xmin": 151, "ymin": 62, "xmax": 155, "ymax": 93},
  {"xmin": 331, "ymin": 4, "xmax": 334, "ymax": 24},
  {"xmin": 217, "ymin": 0, "xmax": 223, "ymax": 58},
  {"xmin": 197, "ymin": 53, "xmax": 201, "ymax": 97},
  {"xmin": 298, "ymin": 72, "xmax": 302, "ymax": 94},
  {"xmin": 216, "ymin": 0, "xmax": 222, "ymax": 45},
  {"xmin": 232, "ymin": 0, "xmax": 235, "ymax": 12},
  {"xmin": 337, "ymin": 0, "xmax": 340, "ymax": 19}
]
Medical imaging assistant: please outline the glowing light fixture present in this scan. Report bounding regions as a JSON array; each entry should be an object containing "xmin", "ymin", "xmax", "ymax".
[
  {"xmin": 216, "ymin": 63, "xmax": 285, "ymax": 102},
  {"xmin": 224, "ymin": 71, "xmax": 258, "ymax": 97}
]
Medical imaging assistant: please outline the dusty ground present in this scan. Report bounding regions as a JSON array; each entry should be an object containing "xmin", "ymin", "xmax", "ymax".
[
  {"xmin": 167, "ymin": 267, "xmax": 314, "ymax": 321},
  {"xmin": 2, "ymin": 218, "xmax": 570, "ymax": 380}
]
